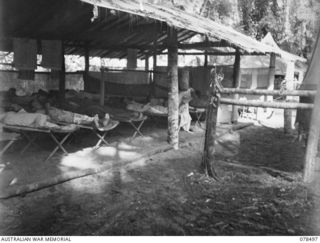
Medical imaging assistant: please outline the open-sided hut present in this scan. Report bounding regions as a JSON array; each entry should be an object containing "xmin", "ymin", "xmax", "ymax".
[{"xmin": 0, "ymin": 0, "xmax": 285, "ymax": 149}]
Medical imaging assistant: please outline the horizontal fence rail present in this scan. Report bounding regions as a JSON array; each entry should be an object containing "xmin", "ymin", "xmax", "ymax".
[
  {"xmin": 220, "ymin": 98, "xmax": 314, "ymax": 109},
  {"xmin": 220, "ymin": 88, "xmax": 316, "ymax": 97}
]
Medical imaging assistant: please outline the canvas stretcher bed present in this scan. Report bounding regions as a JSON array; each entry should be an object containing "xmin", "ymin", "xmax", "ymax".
[
  {"xmin": 57, "ymin": 120, "xmax": 119, "ymax": 149},
  {"xmin": 115, "ymin": 115, "xmax": 148, "ymax": 139},
  {"xmin": 2, "ymin": 124, "xmax": 78, "ymax": 162},
  {"xmin": 65, "ymin": 103, "xmax": 148, "ymax": 140}
]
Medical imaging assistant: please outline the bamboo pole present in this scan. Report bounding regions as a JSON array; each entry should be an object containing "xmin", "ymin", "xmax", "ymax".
[
  {"xmin": 231, "ymin": 48, "xmax": 241, "ymax": 123},
  {"xmin": 220, "ymin": 88, "xmax": 316, "ymax": 97},
  {"xmin": 167, "ymin": 27, "xmax": 179, "ymax": 150},
  {"xmin": 220, "ymin": 98, "xmax": 313, "ymax": 109}
]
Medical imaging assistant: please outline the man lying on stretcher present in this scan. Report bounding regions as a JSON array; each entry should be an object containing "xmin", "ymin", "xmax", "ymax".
[{"xmin": 1, "ymin": 103, "xmax": 116, "ymax": 131}]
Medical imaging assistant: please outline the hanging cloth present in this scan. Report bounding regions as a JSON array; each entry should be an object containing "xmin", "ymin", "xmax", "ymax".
[
  {"xmin": 41, "ymin": 40, "xmax": 62, "ymax": 70},
  {"xmin": 13, "ymin": 38, "xmax": 37, "ymax": 70}
]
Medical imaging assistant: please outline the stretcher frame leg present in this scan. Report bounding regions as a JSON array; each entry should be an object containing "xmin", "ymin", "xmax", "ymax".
[
  {"xmin": 20, "ymin": 131, "xmax": 40, "ymax": 154},
  {"xmin": 0, "ymin": 139, "xmax": 16, "ymax": 155},
  {"xmin": 93, "ymin": 131, "xmax": 109, "ymax": 149},
  {"xmin": 44, "ymin": 132, "xmax": 72, "ymax": 162},
  {"xmin": 195, "ymin": 111, "xmax": 204, "ymax": 128},
  {"xmin": 130, "ymin": 119, "xmax": 145, "ymax": 139}
]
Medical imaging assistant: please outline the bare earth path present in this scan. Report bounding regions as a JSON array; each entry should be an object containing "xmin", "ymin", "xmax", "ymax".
[{"xmin": 0, "ymin": 122, "xmax": 319, "ymax": 235}]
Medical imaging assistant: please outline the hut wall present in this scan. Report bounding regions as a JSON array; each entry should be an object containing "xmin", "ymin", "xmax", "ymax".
[
  {"xmin": 0, "ymin": 70, "xmax": 84, "ymax": 94},
  {"xmin": 85, "ymin": 71, "xmax": 151, "ymax": 97}
]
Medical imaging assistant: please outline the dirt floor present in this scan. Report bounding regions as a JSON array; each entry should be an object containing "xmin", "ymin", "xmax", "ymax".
[{"xmin": 0, "ymin": 115, "xmax": 320, "ymax": 236}]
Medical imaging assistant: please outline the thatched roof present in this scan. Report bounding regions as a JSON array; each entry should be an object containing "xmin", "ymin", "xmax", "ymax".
[
  {"xmin": 0, "ymin": 0, "xmax": 279, "ymax": 59},
  {"xmin": 81, "ymin": 0, "xmax": 276, "ymax": 54}
]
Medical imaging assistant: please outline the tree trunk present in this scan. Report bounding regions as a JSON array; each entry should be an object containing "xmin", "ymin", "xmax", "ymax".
[
  {"xmin": 304, "ymin": 31, "xmax": 320, "ymax": 183},
  {"xmin": 167, "ymin": 28, "xmax": 179, "ymax": 150},
  {"xmin": 202, "ymin": 69, "xmax": 219, "ymax": 179}
]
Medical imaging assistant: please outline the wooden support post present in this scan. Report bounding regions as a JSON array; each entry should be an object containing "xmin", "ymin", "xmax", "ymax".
[
  {"xmin": 204, "ymin": 36, "xmax": 208, "ymax": 67},
  {"xmin": 145, "ymin": 54, "xmax": 149, "ymax": 71},
  {"xmin": 204, "ymin": 51, "xmax": 208, "ymax": 67},
  {"xmin": 84, "ymin": 44, "xmax": 90, "ymax": 90},
  {"xmin": 100, "ymin": 69, "xmax": 105, "ymax": 106},
  {"xmin": 59, "ymin": 43, "xmax": 66, "ymax": 100},
  {"xmin": 202, "ymin": 69, "xmax": 219, "ymax": 179},
  {"xmin": 153, "ymin": 42, "xmax": 157, "ymax": 70},
  {"xmin": 303, "ymin": 32, "xmax": 320, "ymax": 183},
  {"xmin": 284, "ymin": 61, "xmax": 295, "ymax": 133},
  {"xmin": 167, "ymin": 27, "xmax": 179, "ymax": 150},
  {"xmin": 266, "ymin": 53, "xmax": 276, "ymax": 112},
  {"xmin": 231, "ymin": 48, "xmax": 241, "ymax": 123}
]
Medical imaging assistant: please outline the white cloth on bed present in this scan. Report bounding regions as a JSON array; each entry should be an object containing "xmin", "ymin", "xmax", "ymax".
[{"xmin": 1, "ymin": 111, "xmax": 59, "ymax": 129}]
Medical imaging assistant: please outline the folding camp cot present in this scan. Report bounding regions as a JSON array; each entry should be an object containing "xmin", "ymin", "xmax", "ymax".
[
  {"xmin": 116, "ymin": 115, "xmax": 148, "ymax": 139},
  {"xmin": 2, "ymin": 124, "xmax": 78, "ymax": 162},
  {"xmin": 58, "ymin": 120, "xmax": 119, "ymax": 149}
]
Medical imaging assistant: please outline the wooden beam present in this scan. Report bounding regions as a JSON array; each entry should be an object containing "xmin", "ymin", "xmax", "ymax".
[
  {"xmin": 167, "ymin": 27, "xmax": 179, "ymax": 150},
  {"xmin": 231, "ymin": 48, "xmax": 241, "ymax": 123},
  {"xmin": 220, "ymin": 88, "xmax": 316, "ymax": 97},
  {"xmin": 220, "ymin": 98, "xmax": 314, "ymax": 109},
  {"xmin": 160, "ymin": 52, "xmax": 266, "ymax": 56},
  {"xmin": 178, "ymin": 40, "xmax": 232, "ymax": 49},
  {"xmin": 72, "ymin": 41, "xmax": 235, "ymax": 52}
]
